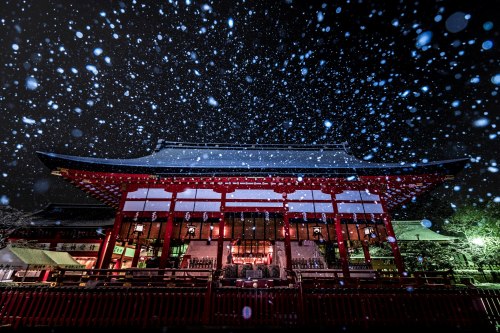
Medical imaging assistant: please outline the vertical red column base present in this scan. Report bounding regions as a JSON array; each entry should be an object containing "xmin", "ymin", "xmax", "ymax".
[
  {"xmin": 131, "ymin": 238, "xmax": 142, "ymax": 268},
  {"xmin": 362, "ymin": 240, "xmax": 372, "ymax": 266},
  {"xmin": 283, "ymin": 213, "xmax": 293, "ymax": 272},
  {"xmin": 159, "ymin": 213, "xmax": 174, "ymax": 269},
  {"xmin": 99, "ymin": 212, "xmax": 123, "ymax": 269},
  {"xmin": 335, "ymin": 216, "xmax": 350, "ymax": 278},
  {"xmin": 216, "ymin": 211, "xmax": 225, "ymax": 271},
  {"xmin": 384, "ymin": 215, "xmax": 405, "ymax": 275}
]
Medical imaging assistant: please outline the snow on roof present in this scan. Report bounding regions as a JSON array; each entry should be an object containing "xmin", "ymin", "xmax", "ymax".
[
  {"xmin": 392, "ymin": 220, "xmax": 457, "ymax": 241},
  {"xmin": 37, "ymin": 141, "xmax": 468, "ymax": 177}
]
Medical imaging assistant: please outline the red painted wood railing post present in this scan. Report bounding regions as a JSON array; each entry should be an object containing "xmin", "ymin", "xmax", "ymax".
[
  {"xmin": 202, "ymin": 274, "xmax": 213, "ymax": 325},
  {"xmin": 297, "ymin": 278, "xmax": 305, "ymax": 326}
]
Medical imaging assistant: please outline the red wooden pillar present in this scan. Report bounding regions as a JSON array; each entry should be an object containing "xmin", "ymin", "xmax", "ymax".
[
  {"xmin": 383, "ymin": 214, "xmax": 405, "ymax": 275},
  {"xmin": 131, "ymin": 236, "xmax": 142, "ymax": 268},
  {"xmin": 159, "ymin": 193, "xmax": 177, "ymax": 269},
  {"xmin": 95, "ymin": 228, "xmax": 111, "ymax": 269},
  {"xmin": 361, "ymin": 240, "xmax": 372, "ymax": 265},
  {"xmin": 42, "ymin": 270, "xmax": 51, "ymax": 282},
  {"xmin": 98, "ymin": 215, "xmax": 123, "ymax": 269},
  {"xmin": 49, "ymin": 231, "xmax": 62, "ymax": 251},
  {"xmin": 331, "ymin": 191, "xmax": 350, "ymax": 278},
  {"xmin": 216, "ymin": 192, "xmax": 226, "ymax": 271},
  {"xmin": 282, "ymin": 194, "xmax": 292, "ymax": 271},
  {"xmin": 376, "ymin": 191, "xmax": 405, "ymax": 275},
  {"xmin": 98, "ymin": 188, "xmax": 128, "ymax": 269},
  {"xmin": 334, "ymin": 216, "xmax": 350, "ymax": 278}
]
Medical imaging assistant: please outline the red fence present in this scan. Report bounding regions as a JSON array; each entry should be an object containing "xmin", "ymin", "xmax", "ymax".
[
  {"xmin": 301, "ymin": 287, "xmax": 499, "ymax": 330},
  {"xmin": 0, "ymin": 285, "xmax": 498, "ymax": 331},
  {"xmin": 210, "ymin": 287, "xmax": 299, "ymax": 328},
  {"xmin": 0, "ymin": 286, "xmax": 207, "ymax": 330}
]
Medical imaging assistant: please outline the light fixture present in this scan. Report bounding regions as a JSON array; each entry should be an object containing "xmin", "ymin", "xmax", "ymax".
[
  {"xmin": 313, "ymin": 226, "xmax": 322, "ymax": 236},
  {"xmin": 364, "ymin": 226, "xmax": 374, "ymax": 236},
  {"xmin": 134, "ymin": 223, "xmax": 144, "ymax": 233},
  {"xmin": 187, "ymin": 225, "xmax": 196, "ymax": 235}
]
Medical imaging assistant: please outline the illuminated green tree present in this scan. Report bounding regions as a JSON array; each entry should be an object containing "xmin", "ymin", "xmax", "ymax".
[
  {"xmin": 400, "ymin": 241, "xmax": 456, "ymax": 272},
  {"xmin": 441, "ymin": 200, "xmax": 500, "ymax": 267}
]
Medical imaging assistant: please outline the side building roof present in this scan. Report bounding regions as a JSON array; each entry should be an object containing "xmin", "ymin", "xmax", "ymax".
[
  {"xmin": 392, "ymin": 220, "xmax": 457, "ymax": 241},
  {"xmin": 28, "ymin": 203, "xmax": 115, "ymax": 227}
]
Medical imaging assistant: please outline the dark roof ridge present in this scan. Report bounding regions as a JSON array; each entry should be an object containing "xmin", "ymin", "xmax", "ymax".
[{"xmin": 154, "ymin": 140, "xmax": 352, "ymax": 153}]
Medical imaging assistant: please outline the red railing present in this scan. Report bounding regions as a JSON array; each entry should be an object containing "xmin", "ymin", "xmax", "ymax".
[
  {"xmin": 295, "ymin": 269, "xmax": 456, "ymax": 288},
  {"xmin": 0, "ymin": 286, "xmax": 208, "ymax": 329},
  {"xmin": 51, "ymin": 267, "xmax": 214, "ymax": 287},
  {"xmin": 300, "ymin": 287, "xmax": 498, "ymax": 330},
  {"xmin": 0, "ymin": 271, "xmax": 498, "ymax": 331},
  {"xmin": 210, "ymin": 287, "xmax": 299, "ymax": 328}
]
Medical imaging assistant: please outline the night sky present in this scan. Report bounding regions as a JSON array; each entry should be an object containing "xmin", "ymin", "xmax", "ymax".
[{"xmin": 1, "ymin": 0, "xmax": 499, "ymax": 216}]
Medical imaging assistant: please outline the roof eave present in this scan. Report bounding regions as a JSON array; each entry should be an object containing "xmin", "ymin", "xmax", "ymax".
[{"xmin": 37, "ymin": 151, "xmax": 469, "ymax": 177}]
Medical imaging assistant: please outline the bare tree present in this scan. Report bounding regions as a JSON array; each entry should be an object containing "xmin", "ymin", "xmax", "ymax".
[{"xmin": 0, "ymin": 205, "xmax": 30, "ymax": 249}]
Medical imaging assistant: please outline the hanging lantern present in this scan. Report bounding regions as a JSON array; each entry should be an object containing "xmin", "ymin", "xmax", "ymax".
[
  {"xmin": 302, "ymin": 211, "xmax": 307, "ymax": 222},
  {"xmin": 240, "ymin": 212, "xmax": 244, "ymax": 222},
  {"xmin": 353, "ymin": 213, "xmax": 358, "ymax": 223},
  {"xmin": 265, "ymin": 211, "xmax": 270, "ymax": 222},
  {"xmin": 321, "ymin": 213, "xmax": 327, "ymax": 223},
  {"xmin": 134, "ymin": 223, "xmax": 144, "ymax": 233},
  {"xmin": 151, "ymin": 211, "xmax": 157, "ymax": 222},
  {"xmin": 185, "ymin": 212, "xmax": 191, "ymax": 221},
  {"xmin": 133, "ymin": 211, "xmax": 139, "ymax": 222},
  {"xmin": 187, "ymin": 225, "xmax": 196, "ymax": 235},
  {"xmin": 203, "ymin": 212, "xmax": 208, "ymax": 222},
  {"xmin": 313, "ymin": 226, "xmax": 322, "ymax": 236}
]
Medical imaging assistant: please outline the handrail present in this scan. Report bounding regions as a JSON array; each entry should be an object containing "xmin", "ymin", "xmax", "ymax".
[
  {"xmin": 51, "ymin": 267, "xmax": 215, "ymax": 287},
  {"xmin": 294, "ymin": 268, "xmax": 455, "ymax": 287},
  {"xmin": 48, "ymin": 267, "xmax": 456, "ymax": 289}
]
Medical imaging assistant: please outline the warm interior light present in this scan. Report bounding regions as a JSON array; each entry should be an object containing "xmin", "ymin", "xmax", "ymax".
[
  {"xmin": 134, "ymin": 224, "xmax": 144, "ymax": 233},
  {"xmin": 313, "ymin": 226, "xmax": 321, "ymax": 235}
]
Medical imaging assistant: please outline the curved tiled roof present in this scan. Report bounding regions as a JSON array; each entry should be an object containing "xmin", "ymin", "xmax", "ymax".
[{"xmin": 37, "ymin": 141, "xmax": 468, "ymax": 177}]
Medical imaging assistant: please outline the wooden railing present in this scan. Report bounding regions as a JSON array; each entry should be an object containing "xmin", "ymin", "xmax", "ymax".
[
  {"xmin": 295, "ymin": 269, "xmax": 456, "ymax": 287},
  {"xmin": 0, "ymin": 286, "xmax": 208, "ymax": 329},
  {"xmin": 0, "ymin": 282, "xmax": 498, "ymax": 330},
  {"xmin": 10, "ymin": 267, "xmax": 460, "ymax": 290},
  {"xmin": 51, "ymin": 267, "xmax": 214, "ymax": 287}
]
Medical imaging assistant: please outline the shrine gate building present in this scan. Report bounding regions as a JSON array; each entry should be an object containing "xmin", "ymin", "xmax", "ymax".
[{"xmin": 37, "ymin": 141, "xmax": 468, "ymax": 278}]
